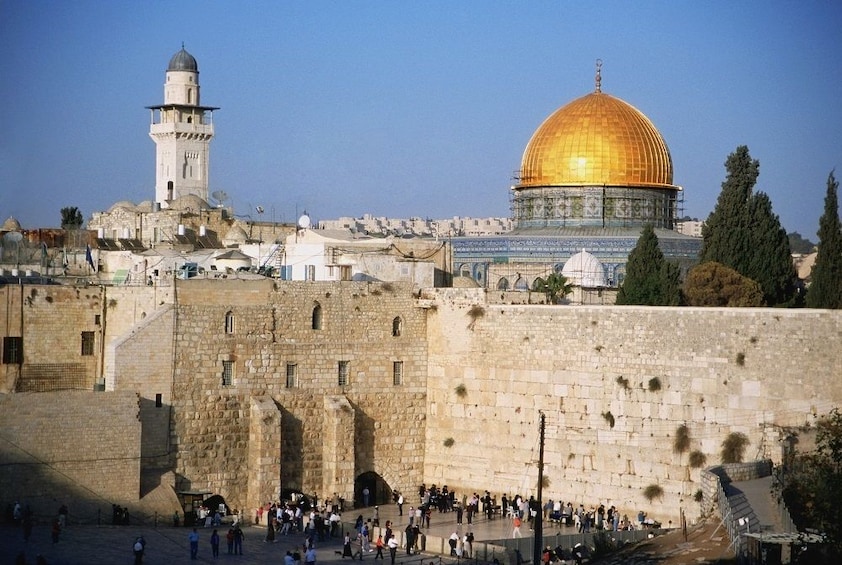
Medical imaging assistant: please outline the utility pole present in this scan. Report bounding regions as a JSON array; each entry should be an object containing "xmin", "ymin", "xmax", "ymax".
[{"xmin": 533, "ymin": 411, "xmax": 545, "ymax": 565}]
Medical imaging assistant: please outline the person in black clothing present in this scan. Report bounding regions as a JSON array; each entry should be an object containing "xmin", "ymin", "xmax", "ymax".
[{"xmin": 404, "ymin": 524, "xmax": 414, "ymax": 555}]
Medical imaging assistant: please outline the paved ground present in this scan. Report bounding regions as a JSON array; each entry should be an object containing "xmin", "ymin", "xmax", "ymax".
[{"xmin": 0, "ymin": 503, "xmax": 534, "ymax": 565}]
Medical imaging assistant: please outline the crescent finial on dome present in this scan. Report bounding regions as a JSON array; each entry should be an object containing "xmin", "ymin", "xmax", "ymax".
[{"xmin": 595, "ymin": 59, "xmax": 603, "ymax": 93}]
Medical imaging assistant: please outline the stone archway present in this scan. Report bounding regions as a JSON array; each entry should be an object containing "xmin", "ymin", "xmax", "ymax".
[{"xmin": 354, "ymin": 471, "xmax": 392, "ymax": 508}]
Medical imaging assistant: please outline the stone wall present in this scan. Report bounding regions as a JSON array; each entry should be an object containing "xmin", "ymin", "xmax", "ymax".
[
  {"xmin": 0, "ymin": 390, "xmax": 141, "ymax": 519},
  {"xmin": 422, "ymin": 289, "xmax": 842, "ymax": 525},
  {"xmin": 3, "ymin": 281, "xmax": 841, "ymax": 530},
  {"xmin": 0, "ymin": 285, "xmax": 103, "ymax": 393},
  {"xmin": 168, "ymin": 279, "xmax": 429, "ymax": 513}
]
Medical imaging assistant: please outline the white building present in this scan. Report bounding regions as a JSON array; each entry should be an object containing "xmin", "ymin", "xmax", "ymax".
[
  {"xmin": 279, "ymin": 217, "xmax": 437, "ymax": 287},
  {"xmin": 147, "ymin": 46, "xmax": 218, "ymax": 206}
]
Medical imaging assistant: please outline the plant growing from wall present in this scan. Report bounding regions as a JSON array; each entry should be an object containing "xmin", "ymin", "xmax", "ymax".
[
  {"xmin": 689, "ymin": 450, "xmax": 707, "ymax": 468},
  {"xmin": 673, "ymin": 424, "xmax": 691, "ymax": 454},
  {"xmin": 648, "ymin": 377, "xmax": 662, "ymax": 392},
  {"xmin": 736, "ymin": 352, "xmax": 746, "ymax": 366},
  {"xmin": 643, "ymin": 484, "xmax": 664, "ymax": 502},
  {"xmin": 443, "ymin": 437, "xmax": 455, "ymax": 448},
  {"xmin": 601, "ymin": 411, "xmax": 615, "ymax": 428},
  {"xmin": 454, "ymin": 384, "xmax": 467, "ymax": 398},
  {"xmin": 616, "ymin": 376, "xmax": 630, "ymax": 390},
  {"xmin": 467, "ymin": 304, "xmax": 485, "ymax": 330},
  {"xmin": 693, "ymin": 489, "xmax": 704, "ymax": 503},
  {"xmin": 537, "ymin": 476, "xmax": 551, "ymax": 489},
  {"xmin": 381, "ymin": 282, "xmax": 395, "ymax": 293},
  {"xmin": 721, "ymin": 432, "xmax": 749, "ymax": 463}
]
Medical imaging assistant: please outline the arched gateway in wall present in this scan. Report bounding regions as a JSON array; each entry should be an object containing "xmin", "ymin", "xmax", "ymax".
[{"xmin": 354, "ymin": 471, "xmax": 393, "ymax": 508}]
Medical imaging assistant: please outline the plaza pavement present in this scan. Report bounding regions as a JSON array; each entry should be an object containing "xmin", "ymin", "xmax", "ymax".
[{"xmin": 0, "ymin": 502, "xmax": 565, "ymax": 565}]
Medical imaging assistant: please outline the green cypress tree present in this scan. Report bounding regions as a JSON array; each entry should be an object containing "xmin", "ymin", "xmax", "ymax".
[
  {"xmin": 617, "ymin": 224, "xmax": 679, "ymax": 305},
  {"xmin": 659, "ymin": 260, "xmax": 683, "ymax": 306},
  {"xmin": 701, "ymin": 146, "xmax": 797, "ymax": 306},
  {"xmin": 807, "ymin": 172, "xmax": 842, "ymax": 309},
  {"xmin": 700, "ymin": 146, "xmax": 758, "ymax": 272},
  {"xmin": 746, "ymin": 192, "xmax": 798, "ymax": 306}
]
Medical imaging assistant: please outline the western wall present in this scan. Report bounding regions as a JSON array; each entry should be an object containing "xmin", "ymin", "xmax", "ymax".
[
  {"xmin": 422, "ymin": 288, "xmax": 842, "ymax": 524},
  {"xmin": 1, "ymin": 281, "xmax": 841, "ymax": 527}
]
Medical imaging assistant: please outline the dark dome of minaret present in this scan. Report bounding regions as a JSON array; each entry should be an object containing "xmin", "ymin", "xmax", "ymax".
[{"xmin": 167, "ymin": 47, "xmax": 198, "ymax": 72}]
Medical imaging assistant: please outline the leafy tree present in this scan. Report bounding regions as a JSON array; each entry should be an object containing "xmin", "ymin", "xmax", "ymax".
[
  {"xmin": 788, "ymin": 232, "xmax": 816, "ymax": 255},
  {"xmin": 779, "ymin": 409, "xmax": 842, "ymax": 559},
  {"xmin": 532, "ymin": 272, "xmax": 573, "ymax": 304},
  {"xmin": 683, "ymin": 262, "xmax": 764, "ymax": 307},
  {"xmin": 616, "ymin": 224, "xmax": 681, "ymax": 305},
  {"xmin": 60, "ymin": 206, "xmax": 84, "ymax": 230},
  {"xmin": 700, "ymin": 146, "xmax": 798, "ymax": 306},
  {"xmin": 806, "ymin": 172, "xmax": 842, "ymax": 309}
]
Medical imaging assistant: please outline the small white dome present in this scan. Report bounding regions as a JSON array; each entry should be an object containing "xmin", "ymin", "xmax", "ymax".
[{"xmin": 562, "ymin": 249, "xmax": 606, "ymax": 287}]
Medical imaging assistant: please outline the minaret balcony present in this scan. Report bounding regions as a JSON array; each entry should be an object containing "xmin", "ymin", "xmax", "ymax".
[{"xmin": 150, "ymin": 122, "xmax": 214, "ymax": 136}]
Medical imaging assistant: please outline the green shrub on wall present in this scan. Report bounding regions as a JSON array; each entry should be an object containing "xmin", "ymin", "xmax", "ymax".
[
  {"xmin": 643, "ymin": 484, "xmax": 664, "ymax": 502},
  {"xmin": 674, "ymin": 424, "xmax": 691, "ymax": 454},
  {"xmin": 689, "ymin": 450, "xmax": 707, "ymax": 468},
  {"xmin": 721, "ymin": 432, "xmax": 749, "ymax": 463}
]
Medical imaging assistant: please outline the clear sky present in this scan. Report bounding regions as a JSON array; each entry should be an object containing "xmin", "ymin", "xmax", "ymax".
[{"xmin": 1, "ymin": 1, "xmax": 840, "ymax": 240}]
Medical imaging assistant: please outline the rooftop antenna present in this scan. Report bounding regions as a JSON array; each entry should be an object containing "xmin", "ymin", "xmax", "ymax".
[
  {"xmin": 595, "ymin": 59, "xmax": 603, "ymax": 93},
  {"xmin": 211, "ymin": 190, "xmax": 229, "ymax": 209}
]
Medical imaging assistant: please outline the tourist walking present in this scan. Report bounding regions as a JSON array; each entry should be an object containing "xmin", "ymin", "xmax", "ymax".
[
  {"xmin": 387, "ymin": 535, "xmax": 398, "ymax": 565},
  {"xmin": 233, "ymin": 525, "xmax": 245, "ymax": 555},
  {"xmin": 133, "ymin": 536, "xmax": 146, "ymax": 564},
  {"xmin": 188, "ymin": 528, "xmax": 199, "ymax": 559},
  {"xmin": 512, "ymin": 515, "xmax": 522, "ymax": 538},
  {"xmin": 210, "ymin": 529, "xmax": 220, "ymax": 558},
  {"xmin": 343, "ymin": 532, "xmax": 353, "ymax": 558},
  {"xmin": 305, "ymin": 545, "xmax": 317, "ymax": 565}
]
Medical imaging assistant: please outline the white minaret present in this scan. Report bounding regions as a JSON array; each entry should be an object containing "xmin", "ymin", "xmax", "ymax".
[{"xmin": 147, "ymin": 45, "xmax": 218, "ymax": 206}]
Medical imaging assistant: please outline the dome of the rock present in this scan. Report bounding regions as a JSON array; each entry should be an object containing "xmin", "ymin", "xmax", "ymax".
[{"xmin": 518, "ymin": 91, "xmax": 675, "ymax": 190}]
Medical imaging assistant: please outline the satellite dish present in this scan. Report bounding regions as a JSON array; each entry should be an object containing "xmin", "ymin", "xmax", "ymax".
[
  {"xmin": 297, "ymin": 214, "xmax": 311, "ymax": 230},
  {"xmin": 3, "ymin": 231, "xmax": 23, "ymax": 244}
]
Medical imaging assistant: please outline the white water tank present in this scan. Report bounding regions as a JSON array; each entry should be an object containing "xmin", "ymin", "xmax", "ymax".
[
  {"xmin": 177, "ymin": 224, "xmax": 185, "ymax": 236},
  {"xmin": 199, "ymin": 225, "xmax": 206, "ymax": 237},
  {"xmin": 97, "ymin": 228, "xmax": 105, "ymax": 238}
]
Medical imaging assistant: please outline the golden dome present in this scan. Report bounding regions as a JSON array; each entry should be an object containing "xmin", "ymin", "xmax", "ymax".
[{"xmin": 518, "ymin": 91, "xmax": 675, "ymax": 189}]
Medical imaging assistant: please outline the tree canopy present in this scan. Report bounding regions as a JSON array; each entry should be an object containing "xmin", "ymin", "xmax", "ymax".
[
  {"xmin": 700, "ymin": 146, "xmax": 798, "ymax": 306},
  {"xmin": 60, "ymin": 206, "xmax": 84, "ymax": 230},
  {"xmin": 616, "ymin": 224, "xmax": 681, "ymax": 306},
  {"xmin": 683, "ymin": 261, "xmax": 764, "ymax": 307},
  {"xmin": 806, "ymin": 171, "xmax": 842, "ymax": 309},
  {"xmin": 532, "ymin": 272, "xmax": 573, "ymax": 304},
  {"xmin": 779, "ymin": 409, "xmax": 842, "ymax": 559}
]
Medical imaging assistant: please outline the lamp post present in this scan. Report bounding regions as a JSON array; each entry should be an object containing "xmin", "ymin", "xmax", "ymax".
[
  {"xmin": 256, "ymin": 206, "xmax": 264, "ymax": 272},
  {"xmin": 533, "ymin": 411, "xmax": 545, "ymax": 565}
]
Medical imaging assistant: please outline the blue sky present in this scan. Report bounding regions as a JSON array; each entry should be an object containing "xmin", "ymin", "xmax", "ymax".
[{"xmin": 1, "ymin": 1, "xmax": 840, "ymax": 240}]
